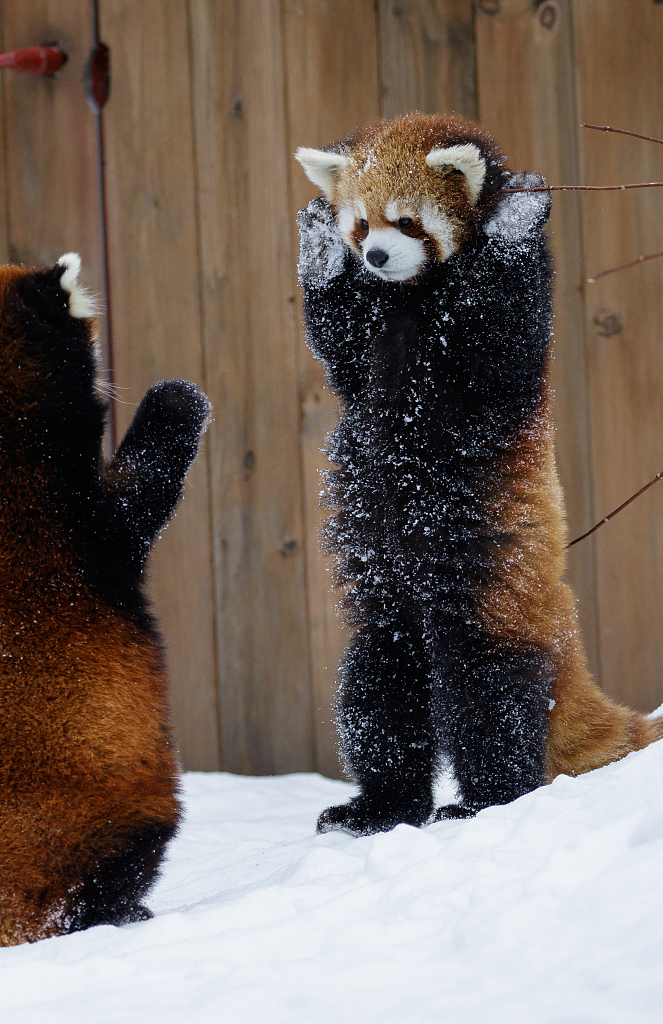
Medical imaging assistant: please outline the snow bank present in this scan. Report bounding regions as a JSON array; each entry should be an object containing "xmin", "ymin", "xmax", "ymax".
[{"xmin": 2, "ymin": 742, "xmax": 663, "ymax": 1023}]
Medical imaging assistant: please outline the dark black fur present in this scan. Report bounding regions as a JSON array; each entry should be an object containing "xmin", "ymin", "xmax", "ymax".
[
  {"xmin": 1, "ymin": 260, "xmax": 209, "ymax": 931},
  {"xmin": 299, "ymin": 195, "xmax": 554, "ymax": 833},
  {"xmin": 65, "ymin": 822, "xmax": 177, "ymax": 933},
  {"xmin": 6, "ymin": 263, "xmax": 210, "ymax": 619}
]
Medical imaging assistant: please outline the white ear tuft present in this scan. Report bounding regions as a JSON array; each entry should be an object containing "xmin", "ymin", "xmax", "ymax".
[
  {"xmin": 57, "ymin": 252, "xmax": 98, "ymax": 319},
  {"xmin": 57, "ymin": 251, "xmax": 81, "ymax": 291},
  {"xmin": 295, "ymin": 147, "xmax": 349, "ymax": 201},
  {"xmin": 425, "ymin": 143, "xmax": 486, "ymax": 204}
]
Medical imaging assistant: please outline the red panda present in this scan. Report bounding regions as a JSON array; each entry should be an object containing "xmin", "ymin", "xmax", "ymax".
[
  {"xmin": 296, "ymin": 114, "xmax": 506, "ymax": 283},
  {"xmin": 0, "ymin": 254, "xmax": 210, "ymax": 943},
  {"xmin": 295, "ymin": 113, "xmax": 663, "ymax": 834}
]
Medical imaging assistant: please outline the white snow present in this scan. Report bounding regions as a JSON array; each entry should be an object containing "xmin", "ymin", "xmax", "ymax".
[{"xmin": 2, "ymin": 742, "xmax": 663, "ymax": 1023}]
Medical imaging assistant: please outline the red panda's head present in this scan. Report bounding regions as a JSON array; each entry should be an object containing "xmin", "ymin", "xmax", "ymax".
[{"xmin": 296, "ymin": 113, "xmax": 509, "ymax": 282}]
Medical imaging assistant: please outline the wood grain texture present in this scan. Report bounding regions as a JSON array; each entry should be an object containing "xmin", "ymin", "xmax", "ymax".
[
  {"xmin": 99, "ymin": 0, "xmax": 219, "ymax": 769},
  {"xmin": 474, "ymin": 0, "xmax": 599, "ymax": 681},
  {"xmin": 0, "ymin": 10, "xmax": 8, "ymax": 265},
  {"xmin": 573, "ymin": 0, "xmax": 663, "ymax": 712},
  {"xmin": 0, "ymin": 1, "xmax": 100, "ymax": 291},
  {"xmin": 282, "ymin": 0, "xmax": 381, "ymax": 778},
  {"xmin": 189, "ymin": 0, "xmax": 314, "ymax": 774},
  {"xmin": 4, "ymin": 0, "xmax": 660, "ymax": 773},
  {"xmin": 377, "ymin": 0, "xmax": 477, "ymax": 119}
]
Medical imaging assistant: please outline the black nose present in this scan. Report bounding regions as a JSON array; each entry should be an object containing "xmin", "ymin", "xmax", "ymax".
[{"xmin": 366, "ymin": 248, "xmax": 389, "ymax": 269}]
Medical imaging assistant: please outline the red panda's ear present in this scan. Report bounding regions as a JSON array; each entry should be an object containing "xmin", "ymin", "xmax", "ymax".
[
  {"xmin": 425, "ymin": 144, "xmax": 486, "ymax": 204},
  {"xmin": 295, "ymin": 147, "xmax": 349, "ymax": 202},
  {"xmin": 57, "ymin": 253, "xmax": 98, "ymax": 319}
]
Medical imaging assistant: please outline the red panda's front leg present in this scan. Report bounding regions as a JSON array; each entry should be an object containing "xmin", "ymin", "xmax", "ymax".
[
  {"xmin": 101, "ymin": 380, "xmax": 211, "ymax": 576},
  {"xmin": 298, "ymin": 197, "xmax": 379, "ymax": 402}
]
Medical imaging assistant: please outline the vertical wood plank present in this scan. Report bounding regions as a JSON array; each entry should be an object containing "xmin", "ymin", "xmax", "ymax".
[
  {"xmin": 377, "ymin": 0, "xmax": 477, "ymax": 120},
  {"xmin": 282, "ymin": 0, "xmax": 381, "ymax": 778},
  {"xmin": 100, "ymin": 0, "xmax": 220, "ymax": 769},
  {"xmin": 0, "ymin": 7, "xmax": 8, "ymax": 265},
  {"xmin": 1, "ymin": 1, "xmax": 100, "ymax": 292},
  {"xmin": 189, "ymin": 0, "xmax": 314, "ymax": 774},
  {"xmin": 474, "ymin": 0, "xmax": 600, "ymax": 680},
  {"xmin": 573, "ymin": 0, "xmax": 663, "ymax": 711}
]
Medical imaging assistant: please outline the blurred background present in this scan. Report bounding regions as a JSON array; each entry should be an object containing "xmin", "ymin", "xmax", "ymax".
[{"xmin": 1, "ymin": 0, "xmax": 662, "ymax": 777}]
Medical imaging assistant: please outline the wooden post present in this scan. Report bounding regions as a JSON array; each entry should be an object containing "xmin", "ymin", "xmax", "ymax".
[
  {"xmin": 573, "ymin": 0, "xmax": 663, "ymax": 712},
  {"xmin": 377, "ymin": 0, "xmax": 477, "ymax": 120},
  {"xmin": 188, "ymin": 0, "xmax": 314, "ymax": 774},
  {"xmin": 282, "ymin": 0, "xmax": 382, "ymax": 778},
  {"xmin": 100, "ymin": 0, "xmax": 220, "ymax": 769},
  {"xmin": 0, "ymin": 1, "xmax": 101, "ymax": 291}
]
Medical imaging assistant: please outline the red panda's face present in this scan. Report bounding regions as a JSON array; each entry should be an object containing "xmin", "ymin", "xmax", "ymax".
[
  {"xmin": 335, "ymin": 192, "xmax": 464, "ymax": 282},
  {"xmin": 296, "ymin": 114, "xmax": 504, "ymax": 283}
]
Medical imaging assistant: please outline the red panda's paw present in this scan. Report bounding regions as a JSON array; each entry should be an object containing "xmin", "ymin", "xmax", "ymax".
[
  {"xmin": 316, "ymin": 799, "xmax": 393, "ymax": 836},
  {"xmin": 134, "ymin": 379, "xmax": 212, "ymax": 440},
  {"xmin": 434, "ymin": 804, "xmax": 476, "ymax": 821},
  {"xmin": 316, "ymin": 793, "xmax": 432, "ymax": 836},
  {"xmin": 297, "ymin": 197, "xmax": 347, "ymax": 290},
  {"xmin": 483, "ymin": 172, "xmax": 552, "ymax": 243},
  {"xmin": 57, "ymin": 253, "xmax": 98, "ymax": 320}
]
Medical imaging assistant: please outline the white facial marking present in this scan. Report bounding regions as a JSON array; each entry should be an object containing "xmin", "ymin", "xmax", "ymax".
[
  {"xmin": 385, "ymin": 200, "xmax": 399, "ymax": 222},
  {"xmin": 337, "ymin": 205, "xmax": 356, "ymax": 243},
  {"xmin": 357, "ymin": 199, "xmax": 368, "ymax": 221},
  {"xmin": 57, "ymin": 252, "xmax": 98, "ymax": 319},
  {"xmin": 420, "ymin": 204, "xmax": 458, "ymax": 261},
  {"xmin": 385, "ymin": 200, "xmax": 416, "ymax": 223},
  {"xmin": 361, "ymin": 227, "xmax": 426, "ymax": 281}
]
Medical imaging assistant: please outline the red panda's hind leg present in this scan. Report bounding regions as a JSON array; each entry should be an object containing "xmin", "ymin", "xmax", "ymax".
[
  {"xmin": 316, "ymin": 615, "xmax": 437, "ymax": 836},
  {"xmin": 65, "ymin": 820, "xmax": 178, "ymax": 934}
]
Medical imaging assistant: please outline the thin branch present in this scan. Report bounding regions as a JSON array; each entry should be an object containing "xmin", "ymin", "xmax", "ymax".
[
  {"xmin": 582, "ymin": 123, "xmax": 663, "ymax": 146},
  {"xmin": 588, "ymin": 249, "xmax": 663, "ymax": 283},
  {"xmin": 507, "ymin": 121, "xmax": 663, "ymax": 547},
  {"xmin": 567, "ymin": 471, "xmax": 663, "ymax": 549},
  {"xmin": 501, "ymin": 182, "xmax": 663, "ymax": 193}
]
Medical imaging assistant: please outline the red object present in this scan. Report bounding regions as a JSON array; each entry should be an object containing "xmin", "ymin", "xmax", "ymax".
[{"xmin": 0, "ymin": 45, "xmax": 66, "ymax": 76}]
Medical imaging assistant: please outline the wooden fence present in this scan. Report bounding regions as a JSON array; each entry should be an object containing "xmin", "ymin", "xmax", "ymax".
[{"xmin": 1, "ymin": 0, "xmax": 662, "ymax": 776}]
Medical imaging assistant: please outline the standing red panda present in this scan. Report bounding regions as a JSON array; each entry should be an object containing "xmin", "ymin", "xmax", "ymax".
[
  {"xmin": 0, "ymin": 254, "xmax": 210, "ymax": 944},
  {"xmin": 295, "ymin": 113, "xmax": 663, "ymax": 834}
]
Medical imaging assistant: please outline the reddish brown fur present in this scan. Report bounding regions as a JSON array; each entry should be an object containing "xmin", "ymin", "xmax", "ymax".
[
  {"xmin": 477, "ymin": 361, "xmax": 663, "ymax": 779},
  {"xmin": 0, "ymin": 265, "xmax": 180, "ymax": 946},
  {"xmin": 332, "ymin": 112, "xmax": 509, "ymax": 262}
]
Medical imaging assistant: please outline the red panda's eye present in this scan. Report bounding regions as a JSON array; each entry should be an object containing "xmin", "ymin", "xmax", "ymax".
[
  {"xmin": 398, "ymin": 217, "xmax": 413, "ymax": 230},
  {"xmin": 359, "ymin": 219, "xmax": 369, "ymax": 231}
]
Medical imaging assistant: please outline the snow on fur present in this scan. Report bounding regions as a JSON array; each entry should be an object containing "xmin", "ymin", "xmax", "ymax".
[
  {"xmin": 297, "ymin": 200, "xmax": 347, "ymax": 289},
  {"xmin": 1, "ymin": 747, "xmax": 662, "ymax": 1023},
  {"xmin": 483, "ymin": 173, "xmax": 551, "ymax": 242}
]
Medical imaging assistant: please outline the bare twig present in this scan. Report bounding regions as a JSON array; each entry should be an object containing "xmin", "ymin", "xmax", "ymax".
[
  {"xmin": 582, "ymin": 123, "xmax": 663, "ymax": 146},
  {"xmin": 501, "ymin": 182, "xmax": 663, "ymax": 193},
  {"xmin": 588, "ymin": 249, "xmax": 663, "ymax": 283},
  {"xmin": 567, "ymin": 471, "xmax": 663, "ymax": 548},
  {"xmin": 556, "ymin": 121, "xmax": 663, "ymax": 545}
]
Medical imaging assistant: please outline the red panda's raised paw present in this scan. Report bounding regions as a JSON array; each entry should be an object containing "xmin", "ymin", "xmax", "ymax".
[
  {"xmin": 296, "ymin": 197, "xmax": 347, "ymax": 289},
  {"xmin": 483, "ymin": 172, "xmax": 551, "ymax": 243}
]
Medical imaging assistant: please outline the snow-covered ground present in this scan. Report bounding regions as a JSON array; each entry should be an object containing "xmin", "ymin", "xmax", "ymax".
[{"xmin": 2, "ymin": 741, "xmax": 663, "ymax": 1024}]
